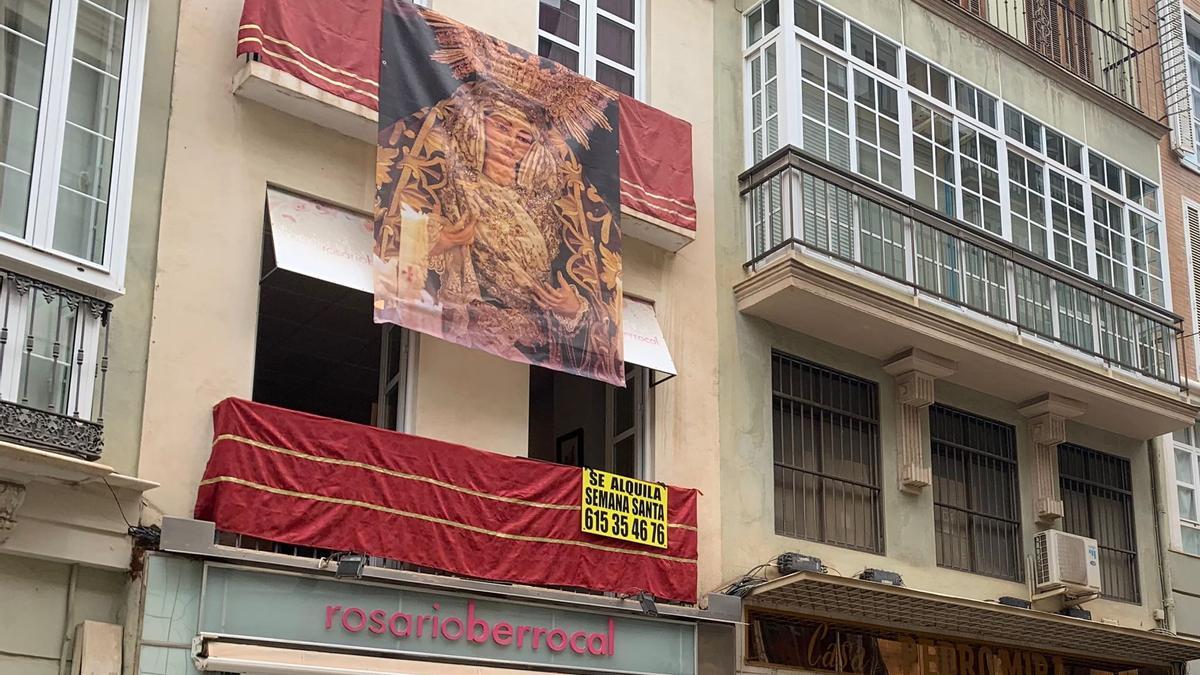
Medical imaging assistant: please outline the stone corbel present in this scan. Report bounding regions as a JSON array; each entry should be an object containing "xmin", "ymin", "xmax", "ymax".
[
  {"xmin": 883, "ymin": 349, "xmax": 957, "ymax": 495},
  {"xmin": 0, "ymin": 480, "xmax": 26, "ymax": 545},
  {"xmin": 1018, "ymin": 394, "xmax": 1086, "ymax": 525}
]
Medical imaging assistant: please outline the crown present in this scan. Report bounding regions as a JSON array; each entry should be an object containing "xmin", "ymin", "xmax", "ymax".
[{"xmin": 419, "ymin": 7, "xmax": 618, "ymax": 149}]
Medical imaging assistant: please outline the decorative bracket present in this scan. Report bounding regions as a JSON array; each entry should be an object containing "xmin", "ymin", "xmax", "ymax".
[
  {"xmin": 1018, "ymin": 394, "xmax": 1086, "ymax": 525},
  {"xmin": 0, "ymin": 481, "xmax": 26, "ymax": 545},
  {"xmin": 883, "ymin": 348, "xmax": 957, "ymax": 495}
]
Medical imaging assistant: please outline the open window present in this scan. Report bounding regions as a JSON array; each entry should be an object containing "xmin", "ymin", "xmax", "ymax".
[
  {"xmin": 528, "ymin": 365, "xmax": 651, "ymax": 478},
  {"xmin": 252, "ymin": 188, "xmax": 410, "ymax": 429}
]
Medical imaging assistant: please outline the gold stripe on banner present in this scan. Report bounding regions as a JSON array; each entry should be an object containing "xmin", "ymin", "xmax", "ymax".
[
  {"xmin": 213, "ymin": 433, "xmax": 698, "ymax": 532},
  {"xmin": 200, "ymin": 475, "xmax": 698, "ymax": 564},
  {"xmin": 236, "ymin": 38, "xmax": 380, "ymax": 102},
  {"xmin": 238, "ymin": 24, "xmax": 381, "ymax": 87},
  {"xmin": 618, "ymin": 177, "xmax": 700, "ymax": 211}
]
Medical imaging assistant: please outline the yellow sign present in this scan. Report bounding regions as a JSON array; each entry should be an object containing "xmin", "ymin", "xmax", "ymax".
[{"xmin": 581, "ymin": 468, "xmax": 668, "ymax": 549}]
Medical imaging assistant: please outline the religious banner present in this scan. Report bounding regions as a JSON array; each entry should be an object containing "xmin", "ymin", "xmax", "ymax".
[{"xmin": 373, "ymin": 1, "xmax": 624, "ymax": 386}]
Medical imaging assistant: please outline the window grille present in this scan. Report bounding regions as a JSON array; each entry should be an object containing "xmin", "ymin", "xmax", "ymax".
[{"xmin": 1059, "ymin": 443, "xmax": 1140, "ymax": 603}]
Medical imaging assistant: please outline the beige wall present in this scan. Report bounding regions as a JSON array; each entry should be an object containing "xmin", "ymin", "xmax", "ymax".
[
  {"xmin": 138, "ymin": 0, "xmax": 723, "ymax": 594},
  {"xmin": 0, "ymin": 555, "xmax": 126, "ymax": 674}
]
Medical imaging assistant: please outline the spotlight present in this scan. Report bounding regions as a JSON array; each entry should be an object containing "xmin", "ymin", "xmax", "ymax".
[
  {"xmin": 857, "ymin": 568, "xmax": 904, "ymax": 586},
  {"xmin": 334, "ymin": 553, "xmax": 367, "ymax": 579},
  {"xmin": 777, "ymin": 552, "xmax": 825, "ymax": 575},
  {"xmin": 638, "ymin": 592, "xmax": 658, "ymax": 617}
]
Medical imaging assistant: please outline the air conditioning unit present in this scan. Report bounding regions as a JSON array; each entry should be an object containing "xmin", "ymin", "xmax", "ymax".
[{"xmin": 1034, "ymin": 530, "xmax": 1102, "ymax": 597}]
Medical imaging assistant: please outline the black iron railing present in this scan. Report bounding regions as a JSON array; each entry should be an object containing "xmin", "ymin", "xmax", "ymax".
[
  {"xmin": 741, "ymin": 146, "xmax": 1185, "ymax": 389},
  {"xmin": 0, "ymin": 271, "xmax": 110, "ymax": 461},
  {"xmin": 942, "ymin": 0, "xmax": 1167, "ymax": 120}
]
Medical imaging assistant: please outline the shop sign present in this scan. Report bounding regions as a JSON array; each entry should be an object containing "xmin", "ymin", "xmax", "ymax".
[
  {"xmin": 581, "ymin": 467, "xmax": 669, "ymax": 548},
  {"xmin": 748, "ymin": 614, "xmax": 1166, "ymax": 675},
  {"xmin": 200, "ymin": 564, "xmax": 696, "ymax": 675}
]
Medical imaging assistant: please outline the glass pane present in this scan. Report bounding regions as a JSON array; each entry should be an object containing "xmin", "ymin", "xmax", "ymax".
[
  {"xmin": 0, "ymin": 165, "xmax": 30, "ymax": 237},
  {"xmin": 52, "ymin": 187, "xmax": 109, "ymax": 261},
  {"xmin": 538, "ymin": 38, "xmax": 579, "ymax": 71},
  {"xmin": 598, "ymin": 0, "xmax": 634, "ymax": 22},
  {"xmin": 1184, "ymin": 526, "xmax": 1200, "ymax": 556},
  {"xmin": 612, "ymin": 435, "xmax": 635, "ymax": 477},
  {"xmin": 20, "ymin": 288, "xmax": 80, "ymax": 414},
  {"xmin": 595, "ymin": 62, "xmax": 633, "ymax": 95},
  {"xmin": 1179, "ymin": 449, "xmax": 1195, "ymax": 484},
  {"xmin": 72, "ymin": 0, "xmax": 126, "ymax": 75},
  {"xmin": 596, "ymin": 15, "xmax": 634, "ymax": 67},
  {"xmin": 54, "ymin": 0, "xmax": 128, "ymax": 263},
  {"xmin": 1180, "ymin": 486, "xmax": 1198, "ymax": 522},
  {"xmin": 60, "ymin": 118, "xmax": 114, "ymax": 201},
  {"xmin": 539, "ymin": 0, "xmax": 580, "ymax": 44}
]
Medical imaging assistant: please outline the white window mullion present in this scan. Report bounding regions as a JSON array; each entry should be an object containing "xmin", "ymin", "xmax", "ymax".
[
  {"xmin": 582, "ymin": 0, "xmax": 598, "ymax": 80},
  {"xmin": 781, "ymin": 30, "xmax": 803, "ymax": 150},
  {"xmin": 28, "ymin": 0, "xmax": 81, "ymax": 250},
  {"xmin": 103, "ymin": 0, "xmax": 148, "ymax": 279}
]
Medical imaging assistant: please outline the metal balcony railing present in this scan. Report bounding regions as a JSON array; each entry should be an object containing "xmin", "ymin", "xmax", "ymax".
[
  {"xmin": 0, "ymin": 271, "xmax": 110, "ymax": 461},
  {"xmin": 942, "ymin": 0, "xmax": 1166, "ymax": 120},
  {"xmin": 741, "ymin": 146, "xmax": 1185, "ymax": 389}
]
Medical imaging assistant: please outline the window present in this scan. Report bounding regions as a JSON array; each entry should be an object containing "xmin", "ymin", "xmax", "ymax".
[
  {"xmin": 799, "ymin": 44, "xmax": 851, "ymax": 170},
  {"xmin": 1059, "ymin": 443, "xmax": 1140, "ymax": 603},
  {"xmin": 955, "ymin": 80, "xmax": 997, "ymax": 128},
  {"xmin": 1047, "ymin": 169, "xmax": 1088, "ymax": 272},
  {"xmin": 931, "ymin": 405, "xmax": 1022, "ymax": 580},
  {"xmin": 852, "ymin": 69, "xmax": 901, "ymax": 190},
  {"xmin": 253, "ymin": 225, "xmax": 410, "ymax": 430},
  {"xmin": 0, "ymin": 0, "xmax": 145, "ymax": 291},
  {"xmin": 772, "ymin": 352, "xmax": 882, "ymax": 553},
  {"xmin": 1129, "ymin": 211, "xmax": 1164, "ymax": 305},
  {"xmin": 1182, "ymin": 16, "xmax": 1200, "ymax": 162},
  {"xmin": 538, "ymin": 0, "xmax": 642, "ymax": 97},
  {"xmin": 958, "ymin": 125, "xmax": 1002, "ymax": 234},
  {"xmin": 1092, "ymin": 191, "xmax": 1128, "ymax": 292},
  {"xmin": 748, "ymin": 43, "xmax": 780, "ymax": 164},
  {"xmin": 1173, "ymin": 422, "xmax": 1200, "ymax": 555},
  {"xmin": 912, "ymin": 101, "xmax": 956, "ymax": 218},
  {"xmin": 528, "ymin": 366, "xmax": 650, "ymax": 478},
  {"xmin": 1008, "ymin": 151, "xmax": 1047, "ymax": 256},
  {"xmin": 745, "ymin": 0, "xmax": 779, "ymax": 46}
]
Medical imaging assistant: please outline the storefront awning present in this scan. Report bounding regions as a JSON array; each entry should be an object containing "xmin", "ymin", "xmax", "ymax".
[
  {"xmin": 199, "ymin": 640, "xmax": 572, "ymax": 674},
  {"xmin": 747, "ymin": 572, "xmax": 1200, "ymax": 666},
  {"xmin": 264, "ymin": 189, "xmax": 677, "ymax": 373}
]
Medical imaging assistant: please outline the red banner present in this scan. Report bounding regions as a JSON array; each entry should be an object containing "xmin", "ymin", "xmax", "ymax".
[
  {"xmin": 236, "ymin": 0, "xmax": 695, "ymax": 231},
  {"xmin": 195, "ymin": 398, "xmax": 699, "ymax": 603}
]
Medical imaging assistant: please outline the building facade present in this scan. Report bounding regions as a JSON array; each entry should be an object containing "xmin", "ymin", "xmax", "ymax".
[
  {"xmin": 0, "ymin": 0, "xmax": 178, "ymax": 672},
  {"xmin": 126, "ymin": 0, "xmax": 736, "ymax": 674},
  {"xmin": 717, "ymin": 0, "xmax": 1200, "ymax": 672}
]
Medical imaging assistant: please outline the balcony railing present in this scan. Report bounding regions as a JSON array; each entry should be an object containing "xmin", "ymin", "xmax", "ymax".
[
  {"xmin": 0, "ymin": 271, "xmax": 110, "ymax": 461},
  {"xmin": 941, "ymin": 0, "xmax": 1166, "ymax": 120},
  {"xmin": 741, "ymin": 146, "xmax": 1184, "ymax": 388}
]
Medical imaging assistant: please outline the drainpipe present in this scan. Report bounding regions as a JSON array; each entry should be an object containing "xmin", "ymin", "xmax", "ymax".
[
  {"xmin": 1149, "ymin": 437, "xmax": 1178, "ymax": 633},
  {"xmin": 57, "ymin": 563, "xmax": 79, "ymax": 675}
]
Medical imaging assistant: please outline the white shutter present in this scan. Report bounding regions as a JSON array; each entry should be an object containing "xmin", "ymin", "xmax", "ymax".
[
  {"xmin": 1160, "ymin": 0, "xmax": 1196, "ymax": 154},
  {"xmin": 1187, "ymin": 203, "xmax": 1200, "ymax": 376}
]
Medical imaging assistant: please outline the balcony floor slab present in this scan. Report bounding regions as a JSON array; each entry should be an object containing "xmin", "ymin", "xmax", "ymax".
[{"xmin": 734, "ymin": 251, "xmax": 1199, "ymax": 439}]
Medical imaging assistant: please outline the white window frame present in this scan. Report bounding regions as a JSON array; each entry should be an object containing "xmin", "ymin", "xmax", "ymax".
[
  {"xmin": 536, "ymin": 0, "xmax": 645, "ymax": 101},
  {"xmin": 1168, "ymin": 426, "xmax": 1200, "ymax": 556},
  {"xmin": 0, "ymin": 0, "xmax": 149, "ymax": 299},
  {"xmin": 605, "ymin": 364, "xmax": 654, "ymax": 480}
]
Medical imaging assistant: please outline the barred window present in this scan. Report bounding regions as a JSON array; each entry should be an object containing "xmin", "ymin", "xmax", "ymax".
[
  {"xmin": 772, "ymin": 352, "xmax": 882, "ymax": 553},
  {"xmin": 1059, "ymin": 443, "xmax": 1140, "ymax": 603},
  {"xmin": 930, "ymin": 405, "xmax": 1022, "ymax": 580}
]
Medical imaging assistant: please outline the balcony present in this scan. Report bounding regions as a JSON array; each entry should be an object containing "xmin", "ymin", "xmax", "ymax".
[
  {"xmin": 930, "ymin": 0, "xmax": 1166, "ymax": 122},
  {"xmin": 232, "ymin": 0, "xmax": 698, "ymax": 251},
  {"xmin": 736, "ymin": 147, "xmax": 1197, "ymax": 439},
  {"xmin": 0, "ymin": 270, "xmax": 110, "ymax": 461}
]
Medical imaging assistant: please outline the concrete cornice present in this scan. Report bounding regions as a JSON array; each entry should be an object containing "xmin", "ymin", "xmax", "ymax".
[{"xmin": 733, "ymin": 253, "xmax": 1200, "ymax": 430}]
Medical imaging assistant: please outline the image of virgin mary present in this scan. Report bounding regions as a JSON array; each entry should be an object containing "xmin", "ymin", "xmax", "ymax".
[{"xmin": 374, "ymin": 4, "xmax": 624, "ymax": 387}]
